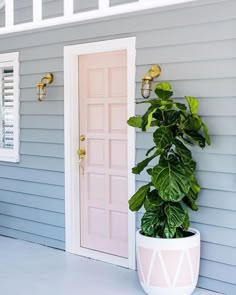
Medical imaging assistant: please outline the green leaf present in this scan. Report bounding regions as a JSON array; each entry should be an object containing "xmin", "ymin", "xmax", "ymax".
[
  {"xmin": 190, "ymin": 175, "xmax": 201, "ymax": 196},
  {"xmin": 186, "ymin": 96, "xmax": 199, "ymax": 114},
  {"xmin": 146, "ymin": 146, "xmax": 156, "ymax": 157},
  {"xmin": 184, "ymin": 115, "xmax": 202, "ymax": 131},
  {"xmin": 183, "ymin": 176, "xmax": 200, "ymax": 211},
  {"xmin": 176, "ymin": 228, "xmax": 184, "ymax": 238},
  {"xmin": 174, "ymin": 139, "xmax": 196, "ymax": 174},
  {"xmin": 174, "ymin": 103, "xmax": 187, "ymax": 111},
  {"xmin": 153, "ymin": 126, "xmax": 173, "ymax": 150},
  {"xmin": 144, "ymin": 190, "xmax": 164, "ymax": 211},
  {"xmin": 182, "ymin": 210, "xmax": 190, "ymax": 231},
  {"xmin": 183, "ymin": 130, "xmax": 206, "ymax": 148},
  {"xmin": 142, "ymin": 107, "xmax": 157, "ymax": 131},
  {"xmin": 164, "ymin": 222, "xmax": 176, "ymax": 238},
  {"xmin": 151, "ymin": 120, "xmax": 160, "ymax": 127},
  {"xmin": 165, "ymin": 204, "xmax": 186, "ymax": 228},
  {"xmin": 174, "ymin": 139, "xmax": 192, "ymax": 165},
  {"xmin": 147, "ymin": 168, "xmax": 153, "ymax": 175},
  {"xmin": 128, "ymin": 183, "xmax": 151, "ymax": 211},
  {"xmin": 141, "ymin": 210, "xmax": 160, "ymax": 237},
  {"xmin": 202, "ymin": 120, "xmax": 211, "ymax": 145},
  {"xmin": 136, "ymin": 99, "xmax": 162, "ymax": 106},
  {"xmin": 127, "ymin": 116, "xmax": 142, "ymax": 128},
  {"xmin": 180, "ymin": 136, "xmax": 194, "ymax": 146},
  {"xmin": 164, "ymin": 110, "xmax": 181, "ymax": 125},
  {"xmin": 155, "ymin": 82, "xmax": 173, "ymax": 100},
  {"xmin": 183, "ymin": 195, "xmax": 198, "ymax": 211},
  {"xmin": 159, "ymin": 100, "xmax": 173, "ymax": 110},
  {"xmin": 151, "ymin": 159, "xmax": 191, "ymax": 202},
  {"xmin": 153, "ymin": 109, "xmax": 164, "ymax": 121},
  {"xmin": 132, "ymin": 152, "xmax": 158, "ymax": 174}
]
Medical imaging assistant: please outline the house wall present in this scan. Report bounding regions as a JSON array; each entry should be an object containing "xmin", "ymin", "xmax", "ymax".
[{"xmin": 0, "ymin": 0, "xmax": 235, "ymax": 293}]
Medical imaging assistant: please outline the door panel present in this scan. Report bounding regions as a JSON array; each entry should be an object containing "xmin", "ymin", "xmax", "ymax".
[{"xmin": 79, "ymin": 50, "xmax": 128, "ymax": 258}]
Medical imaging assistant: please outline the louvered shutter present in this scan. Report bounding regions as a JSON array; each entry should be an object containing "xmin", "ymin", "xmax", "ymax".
[
  {"xmin": 0, "ymin": 52, "xmax": 19, "ymax": 163},
  {"xmin": 0, "ymin": 67, "xmax": 14, "ymax": 149}
]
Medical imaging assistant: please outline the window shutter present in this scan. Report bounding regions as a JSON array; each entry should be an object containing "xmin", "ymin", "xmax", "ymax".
[
  {"xmin": 0, "ymin": 52, "xmax": 19, "ymax": 163},
  {"xmin": 0, "ymin": 67, "xmax": 14, "ymax": 149}
]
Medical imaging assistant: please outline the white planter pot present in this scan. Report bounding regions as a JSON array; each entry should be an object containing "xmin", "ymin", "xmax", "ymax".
[{"xmin": 136, "ymin": 228, "xmax": 200, "ymax": 295}]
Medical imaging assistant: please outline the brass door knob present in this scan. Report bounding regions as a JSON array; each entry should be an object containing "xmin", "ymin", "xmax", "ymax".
[{"xmin": 80, "ymin": 134, "xmax": 86, "ymax": 142}]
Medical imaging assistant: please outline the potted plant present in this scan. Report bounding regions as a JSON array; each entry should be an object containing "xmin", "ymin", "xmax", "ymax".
[{"xmin": 128, "ymin": 82, "xmax": 210, "ymax": 295}]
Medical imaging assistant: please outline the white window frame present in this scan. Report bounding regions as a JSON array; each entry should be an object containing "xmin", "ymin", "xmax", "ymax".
[
  {"xmin": 0, "ymin": 0, "xmax": 197, "ymax": 35},
  {"xmin": 0, "ymin": 52, "xmax": 20, "ymax": 162}
]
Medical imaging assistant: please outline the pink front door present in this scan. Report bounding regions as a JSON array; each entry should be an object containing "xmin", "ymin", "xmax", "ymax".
[{"xmin": 79, "ymin": 50, "xmax": 128, "ymax": 258}]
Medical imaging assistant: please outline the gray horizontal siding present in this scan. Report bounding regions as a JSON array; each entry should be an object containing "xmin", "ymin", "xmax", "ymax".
[
  {"xmin": 21, "ymin": 101, "xmax": 64, "ymax": 115},
  {"xmin": 201, "ymin": 242, "xmax": 236, "ymax": 267},
  {"xmin": 14, "ymin": 0, "xmax": 33, "ymax": 25},
  {"xmin": 21, "ymin": 116, "xmax": 64, "ymax": 129},
  {"xmin": 0, "ymin": 202, "xmax": 64, "ymax": 227},
  {"xmin": 42, "ymin": 0, "xmax": 64, "ymax": 20},
  {"xmin": 20, "ymin": 142, "xmax": 64, "ymax": 158},
  {"xmin": 198, "ymin": 276, "xmax": 236, "ymax": 295},
  {"xmin": 200, "ymin": 260, "xmax": 236, "ymax": 285},
  {"xmin": 21, "ymin": 129, "xmax": 64, "ymax": 143},
  {"xmin": 0, "ymin": 190, "xmax": 64, "ymax": 212},
  {"xmin": 0, "ymin": 214, "xmax": 64, "ymax": 239},
  {"xmin": 0, "ymin": 226, "xmax": 64, "ymax": 249},
  {"xmin": 0, "ymin": 166, "xmax": 64, "ymax": 185},
  {"xmin": 0, "ymin": 0, "xmax": 235, "ymax": 293},
  {"xmin": 0, "ymin": 155, "xmax": 64, "ymax": 172},
  {"xmin": 0, "ymin": 178, "xmax": 64, "ymax": 199}
]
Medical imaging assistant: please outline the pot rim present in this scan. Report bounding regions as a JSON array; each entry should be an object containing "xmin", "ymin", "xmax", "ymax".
[{"xmin": 137, "ymin": 227, "xmax": 200, "ymax": 241}]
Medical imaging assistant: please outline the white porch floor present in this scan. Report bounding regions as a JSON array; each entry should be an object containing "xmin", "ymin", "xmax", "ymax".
[{"xmin": 0, "ymin": 236, "xmax": 220, "ymax": 295}]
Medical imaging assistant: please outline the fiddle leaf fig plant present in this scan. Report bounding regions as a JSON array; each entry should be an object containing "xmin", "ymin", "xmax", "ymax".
[{"xmin": 128, "ymin": 81, "xmax": 210, "ymax": 239}]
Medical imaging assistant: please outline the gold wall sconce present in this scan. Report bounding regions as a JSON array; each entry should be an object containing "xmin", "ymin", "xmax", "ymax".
[
  {"xmin": 141, "ymin": 65, "xmax": 161, "ymax": 99},
  {"xmin": 36, "ymin": 73, "xmax": 54, "ymax": 101}
]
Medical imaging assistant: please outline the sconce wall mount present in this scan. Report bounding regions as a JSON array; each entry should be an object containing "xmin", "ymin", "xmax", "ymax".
[
  {"xmin": 141, "ymin": 65, "xmax": 161, "ymax": 99},
  {"xmin": 36, "ymin": 73, "xmax": 54, "ymax": 101}
]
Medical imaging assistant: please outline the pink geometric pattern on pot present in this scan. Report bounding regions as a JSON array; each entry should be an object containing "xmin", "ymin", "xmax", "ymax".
[
  {"xmin": 176, "ymin": 252, "xmax": 192, "ymax": 287},
  {"xmin": 160, "ymin": 250, "xmax": 182, "ymax": 284},
  {"xmin": 138, "ymin": 247, "xmax": 154, "ymax": 283},
  {"xmin": 189, "ymin": 246, "xmax": 200, "ymax": 280},
  {"xmin": 149, "ymin": 253, "xmax": 168, "ymax": 287}
]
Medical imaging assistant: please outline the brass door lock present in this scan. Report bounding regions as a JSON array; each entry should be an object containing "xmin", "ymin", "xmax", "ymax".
[{"xmin": 78, "ymin": 148, "xmax": 86, "ymax": 160}]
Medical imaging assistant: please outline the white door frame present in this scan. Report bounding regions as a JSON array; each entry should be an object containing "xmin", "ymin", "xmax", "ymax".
[{"xmin": 64, "ymin": 37, "xmax": 136, "ymax": 269}]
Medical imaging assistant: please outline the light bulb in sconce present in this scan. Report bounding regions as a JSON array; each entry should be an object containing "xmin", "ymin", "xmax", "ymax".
[
  {"xmin": 141, "ymin": 65, "xmax": 161, "ymax": 99},
  {"xmin": 36, "ymin": 82, "xmax": 46, "ymax": 101},
  {"xmin": 141, "ymin": 75, "xmax": 152, "ymax": 99},
  {"xmin": 36, "ymin": 73, "xmax": 54, "ymax": 101}
]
